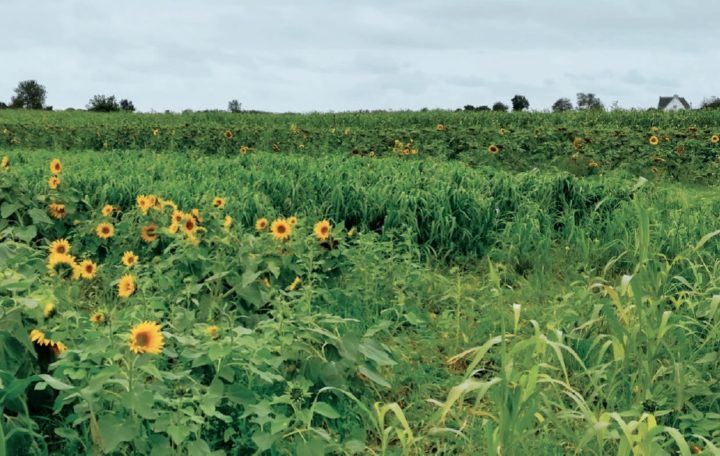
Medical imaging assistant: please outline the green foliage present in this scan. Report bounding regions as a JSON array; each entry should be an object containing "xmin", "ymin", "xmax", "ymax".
[
  {"xmin": 2, "ymin": 110, "xmax": 720, "ymax": 454},
  {"xmin": 9, "ymin": 81, "xmax": 47, "ymax": 110}
]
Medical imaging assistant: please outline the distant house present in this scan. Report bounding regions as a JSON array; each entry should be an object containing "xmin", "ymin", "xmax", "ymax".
[{"xmin": 658, "ymin": 95, "xmax": 691, "ymax": 111}]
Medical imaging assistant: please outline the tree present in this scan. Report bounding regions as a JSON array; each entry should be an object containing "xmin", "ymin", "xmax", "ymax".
[
  {"xmin": 0, "ymin": 102, "xmax": 7, "ymax": 110},
  {"xmin": 700, "ymin": 97, "xmax": 720, "ymax": 109},
  {"xmin": 120, "ymin": 99, "xmax": 135, "ymax": 112},
  {"xmin": 511, "ymin": 95, "xmax": 529, "ymax": 112},
  {"xmin": 551, "ymin": 98, "xmax": 573, "ymax": 112},
  {"xmin": 228, "ymin": 99, "xmax": 241, "ymax": 113},
  {"xmin": 463, "ymin": 104, "xmax": 475, "ymax": 111},
  {"xmin": 576, "ymin": 93, "xmax": 604, "ymax": 111},
  {"xmin": 492, "ymin": 101, "xmax": 509, "ymax": 112},
  {"xmin": 10, "ymin": 80, "xmax": 47, "ymax": 109},
  {"xmin": 87, "ymin": 94, "xmax": 120, "ymax": 112},
  {"xmin": 476, "ymin": 105, "xmax": 490, "ymax": 111}
]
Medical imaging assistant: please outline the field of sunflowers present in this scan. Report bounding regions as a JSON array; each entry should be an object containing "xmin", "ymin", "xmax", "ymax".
[{"xmin": 1, "ymin": 110, "xmax": 720, "ymax": 455}]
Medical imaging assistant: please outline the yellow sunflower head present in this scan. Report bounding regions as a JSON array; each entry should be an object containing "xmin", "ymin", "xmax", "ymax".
[
  {"xmin": 48, "ymin": 176, "xmax": 60, "ymax": 190},
  {"xmin": 287, "ymin": 276, "xmax": 302, "ymax": 291},
  {"xmin": 50, "ymin": 159, "xmax": 62, "ymax": 174},
  {"xmin": 239, "ymin": 145, "xmax": 250, "ymax": 154},
  {"xmin": 48, "ymin": 203, "xmax": 67, "ymax": 220},
  {"xmin": 181, "ymin": 216, "xmax": 197, "ymax": 234},
  {"xmin": 1, "ymin": 155, "xmax": 8, "ymax": 170},
  {"xmin": 129, "ymin": 321, "xmax": 164, "ymax": 355},
  {"xmin": 77, "ymin": 259, "xmax": 97, "ymax": 280},
  {"xmin": 223, "ymin": 215, "xmax": 233, "ymax": 232},
  {"xmin": 499, "ymin": 128, "xmax": 506, "ymax": 135},
  {"xmin": 29, "ymin": 329, "xmax": 66, "ymax": 355},
  {"xmin": 206, "ymin": 325, "xmax": 220, "ymax": 339},
  {"xmin": 287, "ymin": 216, "xmax": 298, "ymax": 226},
  {"xmin": 255, "ymin": 217, "xmax": 268, "ymax": 231},
  {"xmin": 96, "ymin": 222, "xmax": 114, "ymax": 239},
  {"xmin": 171, "ymin": 210, "xmax": 185, "ymax": 224},
  {"xmin": 649, "ymin": 135, "xmax": 659, "ymax": 145},
  {"xmin": 101, "ymin": 204, "xmax": 113, "ymax": 216},
  {"xmin": 90, "ymin": 312, "xmax": 105, "ymax": 324},
  {"xmin": 141, "ymin": 224, "xmax": 159, "ymax": 243},
  {"xmin": 314, "ymin": 220, "xmax": 332, "ymax": 241},
  {"xmin": 43, "ymin": 302, "xmax": 56, "ymax": 319},
  {"xmin": 270, "ymin": 219, "xmax": 292, "ymax": 241},
  {"xmin": 118, "ymin": 274, "xmax": 136, "ymax": 298},
  {"xmin": 190, "ymin": 208, "xmax": 203, "ymax": 223},
  {"xmin": 712, "ymin": 135, "xmax": 720, "ymax": 144},
  {"xmin": 49, "ymin": 239, "xmax": 70, "ymax": 255},
  {"xmin": 122, "ymin": 251, "xmax": 138, "ymax": 267},
  {"xmin": 212, "ymin": 197, "xmax": 225, "ymax": 209},
  {"xmin": 152, "ymin": 128, "xmax": 160, "ymax": 136},
  {"xmin": 436, "ymin": 123, "xmax": 445, "ymax": 131},
  {"xmin": 223, "ymin": 130, "xmax": 234, "ymax": 140},
  {"xmin": 487, "ymin": 144, "xmax": 499, "ymax": 155},
  {"xmin": 47, "ymin": 253, "xmax": 77, "ymax": 277}
]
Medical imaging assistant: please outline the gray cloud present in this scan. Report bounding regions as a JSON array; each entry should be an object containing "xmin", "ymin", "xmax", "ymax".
[{"xmin": 1, "ymin": 0, "xmax": 718, "ymax": 112}]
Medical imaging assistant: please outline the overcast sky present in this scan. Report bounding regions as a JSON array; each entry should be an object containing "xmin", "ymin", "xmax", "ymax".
[{"xmin": 1, "ymin": 0, "xmax": 718, "ymax": 112}]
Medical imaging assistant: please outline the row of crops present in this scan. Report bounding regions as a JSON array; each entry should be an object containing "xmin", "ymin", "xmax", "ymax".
[{"xmin": 2, "ymin": 110, "xmax": 720, "ymax": 182}]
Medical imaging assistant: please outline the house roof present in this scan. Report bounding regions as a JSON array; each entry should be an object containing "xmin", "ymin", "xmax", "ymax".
[{"xmin": 658, "ymin": 95, "xmax": 690, "ymax": 109}]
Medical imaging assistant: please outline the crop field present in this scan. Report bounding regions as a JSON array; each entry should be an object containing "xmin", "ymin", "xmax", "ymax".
[{"xmin": 1, "ymin": 110, "xmax": 720, "ymax": 455}]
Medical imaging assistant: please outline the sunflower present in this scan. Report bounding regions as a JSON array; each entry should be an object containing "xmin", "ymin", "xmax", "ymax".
[
  {"xmin": 50, "ymin": 159, "xmax": 62, "ymax": 174},
  {"xmin": 181, "ymin": 216, "xmax": 197, "ymax": 235},
  {"xmin": 122, "ymin": 251, "xmax": 139, "ymax": 267},
  {"xmin": 1, "ymin": 155, "xmax": 8, "ymax": 170},
  {"xmin": 270, "ymin": 219, "xmax": 292, "ymax": 241},
  {"xmin": 118, "ymin": 274, "xmax": 136, "ymax": 298},
  {"xmin": 96, "ymin": 222, "xmax": 114, "ymax": 239},
  {"xmin": 255, "ymin": 217, "xmax": 268, "ymax": 231},
  {"xmin": 712, "ymin": 135, "xmax": 720, "ymax": 144},
  {"xmin": 47, "ymin": 253, "xmax": 77, "ymax": 277},
  {"xmin": 190, "ymin": 208, "xmax": 203, "ymax": 223},
  {"xmin": 49, "ymin": 239, "xmax": 70, "ymax": 255},
  {"xmin": 223, "ymin": 130, "xmax": 234, "ymax": 140},
  {"xmin": 436, "ymin": 123, "xmax": 445, "ymax": 131},
  {"xmin": 29, "ymin": 329, "xmax": 66, "ymax": 355},
  {"xmin": 239, "ymin": 145, "xmax": 250, "ymax": 154},
  {"xmin": 313, "ymin": 220, "xmax": 332, "ymax": 241},
  {"xmin": 223, "ymin": 215, "xmax": 233, "ymax": 232},
  {"xmin": 168, "ymin": 222, "xmax": 179, "ymax": 234},
  {"xmin": 212, "ymin": 197, "xmax": 225, "ymax": 209},
  {"xmin": 170, "ymin": 210, "xmax": 185, "ymax": 225},
  {"xmin": 649, "ymin": 135, "xmax": 659, "ymax": 145},
  {"xmin": 572, "ymin": 137, "xmax": 583, "ymax": 149},
  {"xmin": 152, "ymin": 128, "xmax": 160, "ymax": 137},
  {"xmin": 287, "ymin": 276, "xmax": 302, "ymax": 291},
  {"xmin": 43, "ymin": 302, "xmax": 56, "ymax": 319},
  {"xmin": 487, "ymin": 145, "xmax": 499, "ymax": 155},
  {"xmin": 287, "ymin": 216, "xmax": 298, "ymax": 226},
  {"xmin": 48, "ymin": 176, "xmax": 60, "ymax": 190},
  {"xmin": 101, "ymin": 204, "xmax": 113, "ymax": 216},
  {"xmin": 48, "ymin": 203, "xmax": 67, "ymax": 219},
  {"xmin": 77, "ymin": 259, "xmax": 98, "ymax": 280},
  {"xmin": 499, "ymin": 128, "xmax": 506, "ymax": 135},
  {"xmin": 207, "ymin": 325, "xmax": 220, "ymax": 339},
  {"xmin": 136, "ymin": 195, "xmax": 154, "ymax": 215},
  {"xmin": 262, "ymin": 277, "xmax": 271, "ymax": 288},
  {"xmin": 141, "ymin": 224, "xmax": 159, "ymax": 243},
  {"xmin": 158, "ymin": 198, "xmax": 177, "ymax": 211},
  {"xmin": 129, "ymin": 321, "xmax": 164, "ymax": 354},
  {"xmin": 90, "ymin": 312, "xmax": 105, "ymax": 324}
]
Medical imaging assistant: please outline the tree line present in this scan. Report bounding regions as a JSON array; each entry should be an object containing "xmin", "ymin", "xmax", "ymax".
[{"xmin": 3, "ymin": 80, "xmax": 720, "ymax": 113}]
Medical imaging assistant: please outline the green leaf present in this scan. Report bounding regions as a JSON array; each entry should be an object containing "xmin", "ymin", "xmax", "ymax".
[
  {"xmin": 357, "ymin": 364, "xmax": 391, "ymax": 388},
  {"xmin": 13, "ymin": 225, "xmax": 37, "ymax": 243},
  {"xmin": 28, "ymin": 208, "xmax": 53, "ymax": 225},
  {"xmin": 98, "ymin": 413, "xmax": 138, "ymax": 453},
  {"xmin": 358, "ymin": 339, "xmax": 396, "ymax": 366},
  {"xmin": 0, "ymin": 202, "xmax": 21, "ymax": 218},
  {"xmin": 37, "ymin": 374, "xmax": 74, "ymax": 391},
  {"xmin": 313, "ymin": 401, "xmax": 340, "ymax": 419}
]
